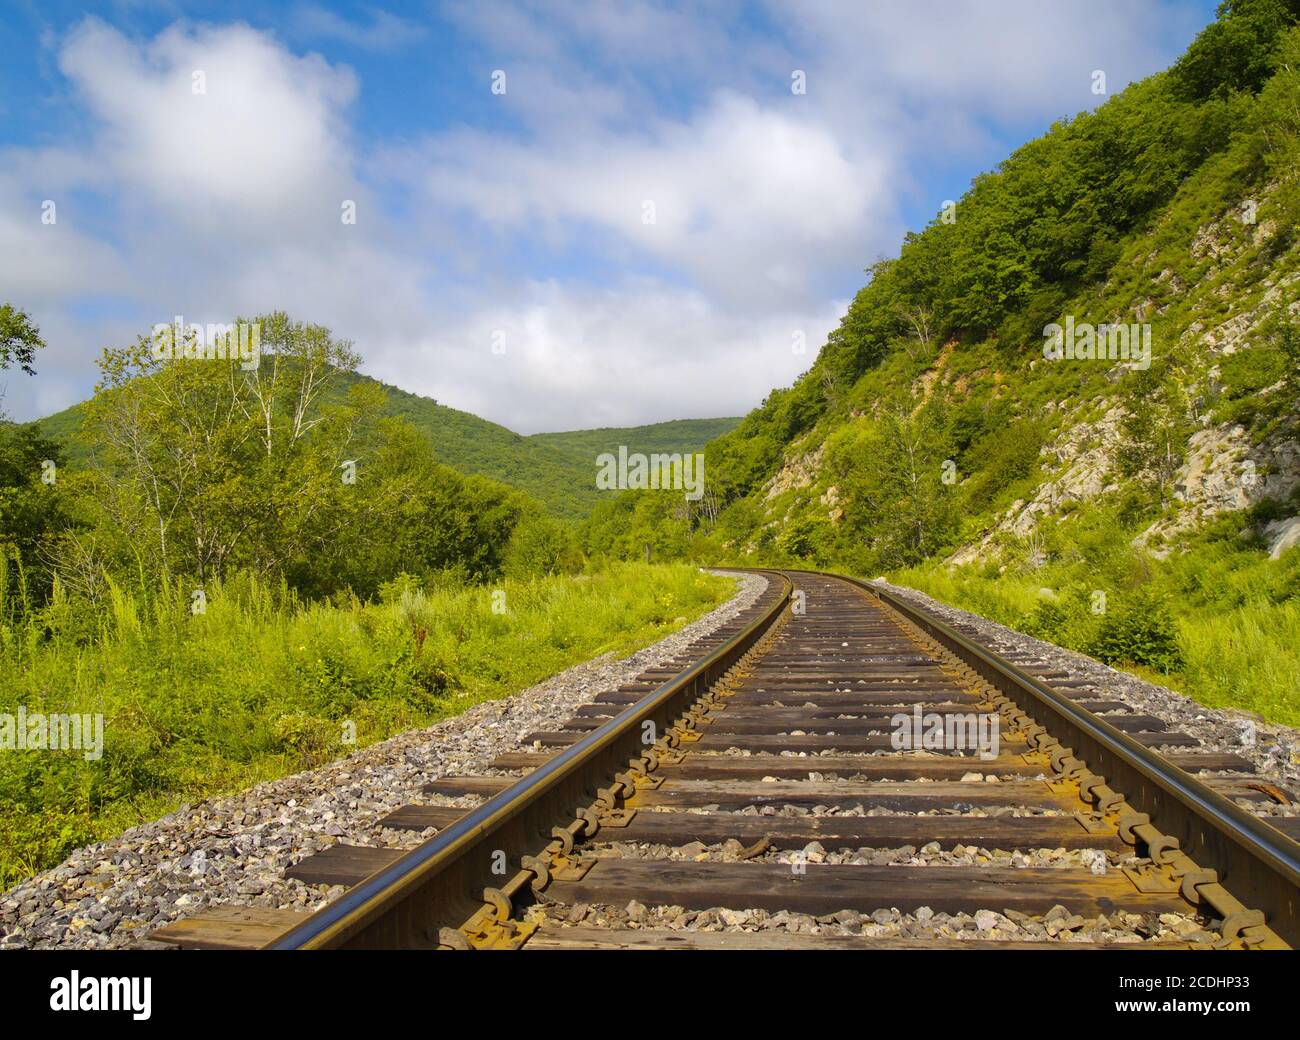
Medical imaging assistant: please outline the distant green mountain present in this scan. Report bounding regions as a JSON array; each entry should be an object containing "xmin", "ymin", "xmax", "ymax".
[
  {"xmin": 31, "ymin": 402, "xmax": 84, "ymax": 450},
  {"xmin": 531, "ymin": 417, "xmax": 741, "ymax": 465},
  {"xmin": 32, "ymin": 373, "xmax": 740, "ymax": 520}
]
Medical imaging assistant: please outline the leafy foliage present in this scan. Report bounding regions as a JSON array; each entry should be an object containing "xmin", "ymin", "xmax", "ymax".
[
  {"xmin": 1090, "ymin": 588, "xmax": 1185, "ymax": 674},
  {"xmin": 0, "ymin": 304, "xmax": 44, "ymax": 379},
  {"xmin": 1170, "ymin": 0, "xmax": 1300, "ymax": 100},
  {"xmin": 38, "ymin": 375, "xmax": 739, "ymax": 521},
  {"xmin": 502, "ymin": 513, "xmax": 582, "ymax": 578},
  {"xmin": 824, "ymin": 398, "xmax": 958, "ymax": 568}
]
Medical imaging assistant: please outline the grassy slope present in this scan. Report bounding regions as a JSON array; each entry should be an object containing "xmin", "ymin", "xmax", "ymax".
[
  {"xmin": 0, "ymin": 562, "xmax": 734, "ymax": 888},
  {"xmin": 34, "ymin": 376, "xmax": 739, "ymax": 520},
  {"xmin": 893, "ymin": 532, "xmax": 1300, "ymax": 728}
]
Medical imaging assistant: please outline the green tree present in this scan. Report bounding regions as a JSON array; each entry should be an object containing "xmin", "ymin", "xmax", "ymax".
[
  {"xmin": 0, "ymin": 422, "xmax": 71, "ymax": 615},
  {"xmin": 76, "ymin": 313, "xmax": 385, "ymax": 587},
  {"xmin": 0, "ymin": 303, "xmax": 63, "ymax": 614},
  {"xmin": 1171, "ymin": 0, "xmax": 1300, "ymax": 100},
  {"xmin": 344, "ymin": 419, "xmax": 530, "ymax": 593},
  {"xmin": 503, "ymin": 513, "xmax": 579, "ymax": 578},
  {"xmin": 829, "ymin": 398, "xmax": 958, "ymax": 568},
  {"xmin": 1117, "ymin": 368, "xmax": 1195, "ymax": 508},
  {"xmin": 0, "ymin": 304, "xmax": 44, "ymax": 379}
]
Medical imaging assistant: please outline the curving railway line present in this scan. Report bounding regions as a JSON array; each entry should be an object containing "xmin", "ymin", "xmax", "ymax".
[{"xmin": 152, "ymin": 570, "xmax": 1300, "ymax": 951}]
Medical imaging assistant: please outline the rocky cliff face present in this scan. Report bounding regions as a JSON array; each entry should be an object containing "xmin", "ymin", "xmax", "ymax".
[
  {"xmin": 762, "ymin": 442, "xmax": 824, "ymax": 501},
  {"xmin": 741, "ymin": 191, "xmax": 1300, "ymax": 567}
]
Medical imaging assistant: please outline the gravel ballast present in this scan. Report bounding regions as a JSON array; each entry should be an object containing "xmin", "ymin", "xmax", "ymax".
[
  {"xmin": 533, "ymin": 899, "xmax": 1211, "ymax": 945},
  {"xmin": 6, "ymin": 569, "xmax": 1291, "ymax": 950},
  {"xmin": 0, "ymin": 571, "xmax": 767, "ymax": 950},
  {"xmin": 873, "ymin": 579, "xmax": 1300, "ymax": 805}
]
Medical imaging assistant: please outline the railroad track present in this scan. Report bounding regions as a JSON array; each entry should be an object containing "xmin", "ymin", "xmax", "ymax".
[{"xmin": 153, "ymin": 570, "xmax": 1300, "ymax": 950}]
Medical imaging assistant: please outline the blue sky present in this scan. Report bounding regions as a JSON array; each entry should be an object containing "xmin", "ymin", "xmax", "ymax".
[{"xmin": 1, "ymin": 1, "xmax": 1218, "ymax": 430}]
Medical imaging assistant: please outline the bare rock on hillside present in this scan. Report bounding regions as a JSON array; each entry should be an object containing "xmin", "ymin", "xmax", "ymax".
[
  {"xmin": 1265, "ymin": 516, "xmax": 1300, "ymax": 560},
  {"xmin": 1136, "ymin": 429, "xmax": 1300, "ymax": 550},
  {"xmin": 763, "ymin": 443, "xmax": 825, "ymax": 501},
  {"xmin": 948, "ymin": 407, "xmax": 1125, "ymax": 564}
]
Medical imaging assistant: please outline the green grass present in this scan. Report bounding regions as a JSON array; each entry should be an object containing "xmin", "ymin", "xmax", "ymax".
[
  {"xmin": 0, "ymin": 562, "xmax": 734, "ymax": 889},
  {"xmin": 1176, "ymin": 598, "xmax": 1300, "ymax": 722},
  {"xmin": 890, "ymin": 542, "xmax": 1300, "ymax": 729}
]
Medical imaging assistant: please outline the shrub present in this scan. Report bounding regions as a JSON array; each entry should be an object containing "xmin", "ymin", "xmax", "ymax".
[
  {"xmin": 1089, "ymin": 588, "xmax": 1184, "ymax": 673},
  {"xmin": 503, "ymin": 515, "xmax": 581, "ymax": 578}
]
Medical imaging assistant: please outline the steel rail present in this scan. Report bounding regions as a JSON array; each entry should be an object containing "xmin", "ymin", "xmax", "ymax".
[
  {"xmin": 830, "ymin": 573, "xmax": 1300, "ymax": 947},
  {"xmin": 270, "ymin": 569, "xmax": 793, "ymax": 949}
]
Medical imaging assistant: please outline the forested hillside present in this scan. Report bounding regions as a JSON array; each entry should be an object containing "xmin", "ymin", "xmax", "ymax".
[
  {"xmin": 34, "ymin": 375, "xmax": 737, "ymax": 520},
  {"xmin": 585, "ymin": 0, "xmax": 1300, "ymax": 723},
  {"xmin": 531, "ymin": 417, "xmax": 739, "ymax": 462}
]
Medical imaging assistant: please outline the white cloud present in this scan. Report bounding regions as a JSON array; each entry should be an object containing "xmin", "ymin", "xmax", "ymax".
[
  {"xmin": 2, "ymin": 20, "xmax": 384, "ymax": 418},
  {"xmin": 442, "ymin": 0, "xmax": 752, "ymax": 82},
  {"xmin": 0, "ymin": 182, "xmax": 126, "ymax": 305},
  {"xmin": 760, "ymin": 0, "xmax": 1207, "ymax": 217},
  {"xmin": 5, "ymin": 4, "xmax": 1207, "ymax": 432},
  {"xmin": 364, "ymin": 278, "xmax": 844, "ymax": 433},
  {"xmin": 773, "ymin": 0, "xmax": 1201, "ymax": 119},
  {"xmin": 411, "ymin": 90, "xmax": 895, "ymax": 307},
  {"xmin": 57, "ymin": 18, "xmax": 359, "ymax": 232},
  {"xmin": 291, "ymin": 4, "xmax": 427, "ymax": 51}
]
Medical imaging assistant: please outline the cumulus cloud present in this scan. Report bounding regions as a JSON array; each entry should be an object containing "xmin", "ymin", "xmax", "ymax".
[
  {"xmin": 410, "ymin": 90, "xmax": 894, "ymax": 307},
  {"xmin": 366, "ymin": 279, "xmax": 844, "ymax": 432},
  {"xmin": 6, "ymin": 3, "xmax": 1205, "ymax": 430},
  {"xmin": 56, "ymin": 18, "xmax": 359, "ymax": 232},
  {"xmin": 4, "ymin": 19, "xmax": 387, "ymax": 415}
]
